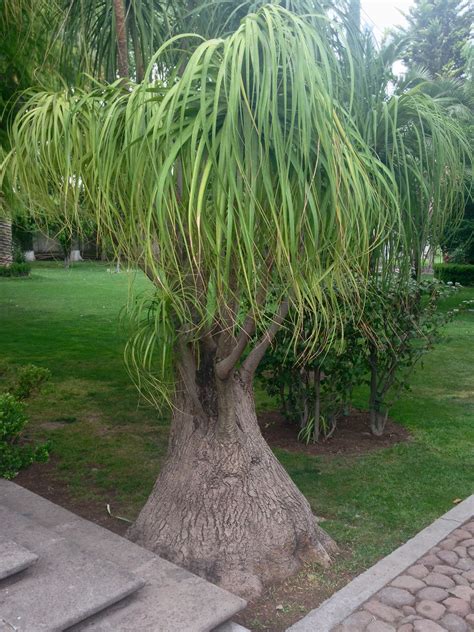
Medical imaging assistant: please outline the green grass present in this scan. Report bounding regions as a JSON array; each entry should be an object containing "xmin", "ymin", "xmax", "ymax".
[
  {"xmin": 0, "ymin": 262, "xmax": 163, "ymax": 513},
  {"xmin": 1, "ymin": 261, "xmax": 473, "ymax": 586}
]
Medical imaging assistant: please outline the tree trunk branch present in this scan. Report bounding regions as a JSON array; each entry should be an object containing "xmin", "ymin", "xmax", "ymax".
[
  {"xmin": 215, "ymin": 315, "xmax": 256, "ymax": 380},
  {"xmin": 241, "ymin": 299, "xmax": 289, "ymax": 379}
]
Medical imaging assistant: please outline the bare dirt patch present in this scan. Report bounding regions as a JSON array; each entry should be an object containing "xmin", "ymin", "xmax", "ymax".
[
  {"xmin": 14, "ymin": 457, "xmax": 128, "ymax": 536},
  {"xmin": 259, "ymin": 408, "xmax": 410, "ymax": 456},
  {"xmin": 234, "ymin": 555, "xmax": 355, "ymax": 631}
]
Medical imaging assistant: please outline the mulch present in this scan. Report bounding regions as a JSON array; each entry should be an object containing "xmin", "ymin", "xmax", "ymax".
[{"xmin": 259, "ymin": 408, "xmax": 410, "ymax": 456}]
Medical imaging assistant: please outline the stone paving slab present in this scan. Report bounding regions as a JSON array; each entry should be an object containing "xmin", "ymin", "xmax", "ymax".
[
  {"xmin": 213, "ymin": 622, "xmax": 251, "ymax": 632},
  {"xmin": 0, "ymin": 537, "xmax": 38, "ymax": 580},
  {"xmin": 288, "ymin": 495, "xmax": 474, "ymax": 632},
  {"xmin": 1, "ymin": 481, "xmax": 246, "ymax": 632},
  {"xmin": 0, "ymin": 507, "xmax": 145, "ymax": 632},
  {"xmin": 72, "ymin": 555, "xmax": 246, "ymax": 632},
  {"xmin": 0, "ymin": 478, "xmax": 80, "ymax": 529}
]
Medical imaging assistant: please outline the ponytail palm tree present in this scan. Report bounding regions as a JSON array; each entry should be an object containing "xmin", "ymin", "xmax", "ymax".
[
  {"xmin": 4, "ymin": 1, "xmax": 469, "ymax": 596},
  {"xmin": 6, "ymin": 4, "xmax": 400, "ymax": 595}
]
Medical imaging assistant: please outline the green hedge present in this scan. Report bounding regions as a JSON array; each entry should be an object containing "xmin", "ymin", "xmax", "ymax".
[
  {"xmin": 0, "ymin": 263, "xmax": 31, "ymax": 277},
  {"xmin": 434, "ymin": 263, "xmax": 474, "ymax": 286}
]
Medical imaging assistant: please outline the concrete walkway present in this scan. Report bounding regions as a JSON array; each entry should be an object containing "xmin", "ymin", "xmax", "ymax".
[{"xmin": 288, "ymin": 495, "xmax": 474, "ymax": 632}]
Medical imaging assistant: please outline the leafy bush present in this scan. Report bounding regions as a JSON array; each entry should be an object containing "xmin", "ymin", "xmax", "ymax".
[
  {"xmin": 12, "ymin": 364, "xmax": 52, "ymax": 399},
  {"xmin": 434, "ymin": 263, "xmax": 474, "ymax": 286},
  {"xmin": 441, "ymin": 218, "xmax": 474, "ymax": 264},
  {"xmin": 0, "ymin": 393, "xmax": 49, "ymax": 479},
  {"xmin": 258, "ymin": 278, "xmax": 455, "ymax": 440},
  {"xmin": 257, "ymin": 299, "xmax": 366, "ymax": 443},
  {"xmin": 12, "ymin": 217, "xmax": 35, "ymax": 252},
  {"xmin": 362, "ymin": 278, "xmax": 455, "ymax": 435},
  {"xmin": 0, "ymin": 262, "xmax": 31, "ymax": 277},
  {"xmin": 13, "ymin": 244, "xmax": 26, "ymax": 263}
]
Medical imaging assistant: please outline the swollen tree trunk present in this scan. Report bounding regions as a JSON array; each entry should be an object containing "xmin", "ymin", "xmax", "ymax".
[
  {"xmin": 128, "ymin": 348, "xmax": 337, "ymax": 598},
  {"xmin": 0, "ymin": 218, "xmax": 13, "ymax": 267}
]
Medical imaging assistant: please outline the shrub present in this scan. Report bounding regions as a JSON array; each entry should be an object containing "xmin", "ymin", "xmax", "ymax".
[
  {"xmin": 258, "ymin": 277, "xmax": 455, "ymax": 440},
  {"xmin": 0, "ymin": 393, "xmax": 49, "ymax": 479},
  {"xmin": 257, "ymin": 299, "xmax": 366, "ymax": 443},
  {"xmin": 441, "ymin": 216, "xmax": 474, "ymax": 264},
  {"xmin": 0, "ymin": 262, "xmax": 31, "ymax": 277},
  {"xmin": 12, "ymin": 364, "xmax": 52, "ymax": 399},
  {"xmin": 434, "ymin": 263, "xmax": 474, "ymax": 286},
  {"xmin": 362, "ymin": 278, "xmax": 455, "ymax": 436}
]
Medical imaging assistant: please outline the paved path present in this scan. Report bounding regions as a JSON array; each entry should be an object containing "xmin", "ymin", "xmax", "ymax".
[
  {"xmin": 288, "ymin": 497, "xmax": 474, "ymax": 632},
  {"xmin": 334, "ymin": 520, "xmax": 474, "ymax": 632}
]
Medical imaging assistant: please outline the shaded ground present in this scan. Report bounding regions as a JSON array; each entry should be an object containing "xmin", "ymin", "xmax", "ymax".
[
  {"xmin": 15, "ymin": 457, "xmax": 129, "ymax": 536},
  {"xmin": 259, "ymin": 409, "xmax": 411, "ymax": 456}
]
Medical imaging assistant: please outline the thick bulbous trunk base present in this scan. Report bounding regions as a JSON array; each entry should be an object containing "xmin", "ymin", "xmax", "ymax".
[{"xmin": 128, "ymin": 373, "xmax": 337, "ymax": 598}]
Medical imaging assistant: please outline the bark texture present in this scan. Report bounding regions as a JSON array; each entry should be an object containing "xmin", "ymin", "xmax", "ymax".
[
  {"xmin": 128, "ymin": 348, "xmax": 337, "ymax": 598},
  {"xmin": 0, "ymin": 218, "xmax": 13, "ymax": 267},
  {"xmin": 113, "ymin": 0, "xmax": 129, "ymax": 79}
]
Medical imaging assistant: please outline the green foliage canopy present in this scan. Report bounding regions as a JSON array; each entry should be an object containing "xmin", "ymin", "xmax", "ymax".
[{"xmin": 3, "ymin": 3, "xmax": 471, "ymax": 404}]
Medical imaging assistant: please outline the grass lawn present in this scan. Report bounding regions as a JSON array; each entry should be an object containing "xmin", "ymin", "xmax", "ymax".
[{"xmin": 1, "ymin": 261, "xmax": 473, "ymax": 630}]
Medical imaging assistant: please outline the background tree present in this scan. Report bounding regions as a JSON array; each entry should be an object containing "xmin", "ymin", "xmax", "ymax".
[
  {"xmin": 400, "ymin": 0, "xmax": 473, "ymax": 79},
  {"xmin": 395, "ymin": 0, "xmax": 473, "ymax": 266},
  {"xmin": 0, "ymin": 0, "xmax": 61, "ymax": 266}
]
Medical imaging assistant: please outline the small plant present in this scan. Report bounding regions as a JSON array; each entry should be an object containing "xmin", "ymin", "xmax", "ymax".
[
  {"xmin": 0, "ymin": 393, "xmax": 49, "ymax": 479},
  {"xmin": 0, "ymin": 262, "xmax": 31, "ymax": 277},
  {"xmin": 257, "ymin": 298, "xmax": 365, "ymax": 443},
  {"xmin": 12, "ymin": 364, "xmax": 52, "ymax": 399}
]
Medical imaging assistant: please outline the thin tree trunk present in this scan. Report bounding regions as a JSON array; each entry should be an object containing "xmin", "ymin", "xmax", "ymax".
[
  {"xmin": 369, "ymin": 350, "xmax": 387, "ymax": 436},
  {"xmin": 370, "ymin": 406, "xmax": 386, "ymax": 437},
  {"xmin": 113, "ymin": 0, "xmax": 129, "ymax": 79},
  {"xmin": 128, "ymin": 348, "xmax": 337, "ymax": 598},
  {"xmin": 312, "ymin": 367, "xmax": 321, "ymax": 443},
  {"xmin": 0, "ymin": 218, "xmax": 13, "ymax": 267},
  {"xmin": 369, "ymin": 348, "xmax": 379, "ymax": 435},
  {"xmin": 127, "ymin": 2, "xmax": 144, "ymax": 82}
]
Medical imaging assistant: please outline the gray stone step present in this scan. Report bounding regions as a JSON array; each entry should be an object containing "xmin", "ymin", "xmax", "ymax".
[
  {"xmin": 0, "ymin": 506, "xmax": 145, "ymax": 632},
  {"xmin": 0, "ymin": 480, "xmax": 247, "ymax": 632},
  {"xmin": 213, "ymin": 623, "xmax": 251, "ymax": 632},
  {"xmin": 0, "ymin": 537, "xmax": 38, "ymax": 580}
]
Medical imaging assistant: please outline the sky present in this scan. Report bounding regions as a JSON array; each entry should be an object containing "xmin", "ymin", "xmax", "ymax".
[{"xmin": 361, "ymin": 0, "xmax": 413, "ymax": 40}]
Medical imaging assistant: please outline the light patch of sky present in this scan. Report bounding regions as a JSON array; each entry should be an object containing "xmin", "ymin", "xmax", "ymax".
[
  {"xmin": 360, "ymin": 1, "xmax": 414, "ymax": 75},
  {"xmin": 360, "ymin": 0, "xmax": 413, "ymax": 40}
]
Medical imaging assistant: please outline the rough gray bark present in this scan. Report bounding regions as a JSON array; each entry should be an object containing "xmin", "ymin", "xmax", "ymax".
[
  {"xmin": 0, "ymin": 218, "xmax": 13, "ymax": 267},
  {"xmin": 128, "ymin": 345, "xmax": 337, "ymax": 598}
]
